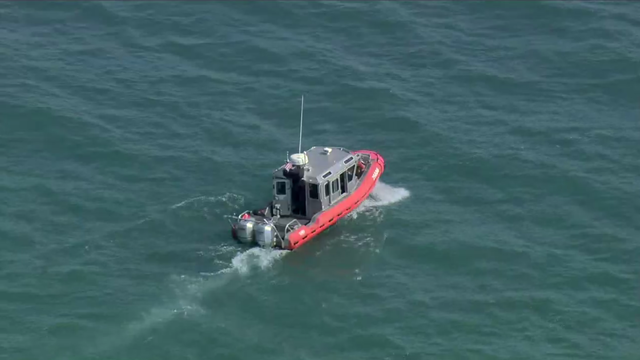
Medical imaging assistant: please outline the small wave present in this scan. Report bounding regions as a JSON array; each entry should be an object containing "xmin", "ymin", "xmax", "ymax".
[
  {"xmin": 363, "ymin": 181, "xmax": 410, "ymax": 207},
  {"xmin": 348, "ymin": 181, "xmax": 410, "ymax": 219},
  {"xmin": 170, "ymin": 193, "xmax": 244, "ymax": 211}
]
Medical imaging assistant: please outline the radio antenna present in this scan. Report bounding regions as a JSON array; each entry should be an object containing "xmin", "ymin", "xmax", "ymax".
[{"xmin": 298, "ymin": 95, "xmax": 304, "ymax": 154}]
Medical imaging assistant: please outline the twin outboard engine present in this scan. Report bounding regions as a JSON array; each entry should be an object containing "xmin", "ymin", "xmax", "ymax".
[{"xmin": 234, "ymin": 218, "xmax": 277, "ymax": 248}]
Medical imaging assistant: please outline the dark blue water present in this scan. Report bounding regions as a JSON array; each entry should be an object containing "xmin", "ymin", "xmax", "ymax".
[{"xmin": 1, "ymin": 1, "xmax": 638, "ymax": 359}]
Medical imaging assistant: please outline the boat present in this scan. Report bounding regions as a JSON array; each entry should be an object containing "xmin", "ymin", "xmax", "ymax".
[{"xmin": 226, "ymin": 96, "xmax": 385, "ymax": 250}]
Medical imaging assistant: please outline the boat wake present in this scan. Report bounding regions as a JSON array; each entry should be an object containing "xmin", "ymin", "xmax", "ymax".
[
  {"xmin": 145, "ymin": 247, "xmax": 285, "ymax": 321},
  {"xmin": 207, "ymin": 246, "xmax": 288, "ymax": 277},
  {"xmin": 90, "ymin": 182, "xmax": 407, "ymax": 354},
  {"xmin": 170, "ymin": 192, "xmax": 244, "ymax": 214},
  {"xmin": 91, "ymin": 246, "xmax": 287, "ymax": 355}
]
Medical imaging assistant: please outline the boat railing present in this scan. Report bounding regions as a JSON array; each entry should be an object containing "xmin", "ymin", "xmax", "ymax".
[{"xmin": 285, "ymin": 219, "xmax": 302, "ymax": 234}]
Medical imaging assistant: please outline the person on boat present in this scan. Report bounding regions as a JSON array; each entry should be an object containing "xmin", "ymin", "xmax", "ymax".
[{"xmin": 356, "ymin": 160, "xmax": 365, "ymax": 178}]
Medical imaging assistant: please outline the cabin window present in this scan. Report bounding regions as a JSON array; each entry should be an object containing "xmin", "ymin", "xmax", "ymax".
[
  {"xmin": 347, "ymin": 165, "xmax": 355, "ymax": 181},
  {"xmin": 324, "ymin": 182, "xmax": 330, "ymax": 198},
  {"xmin": 322, "ymin": 171, "xmax": 332, "ymax": 179},
  {"xmin": 332, "ymin": 179, "xmax": 339, "ymax": 193},
  {"xmin": 339, "ymin": 171, "xmax": 347, "ymax": 194},
  {"xmin": 276, "ymin": 181, "xmax": 287, "ymax": 195},
  {"xmin": 343, "ymin": 156, "xmax": 354, "ymax": 165},
  {"xmin": 309, "ymin": 183, "xmax": 319, "ymax": 199}
]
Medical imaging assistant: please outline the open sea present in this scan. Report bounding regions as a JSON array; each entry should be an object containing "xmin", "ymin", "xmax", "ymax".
[{"xmin": 1, "ymin": 1, "xmax": 639, "ymax": 359}]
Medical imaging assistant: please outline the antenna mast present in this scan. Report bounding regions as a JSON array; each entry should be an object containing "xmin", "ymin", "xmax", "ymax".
[{"xmin": 298, "ymin": 95, "xmax": 304, "ymax": 154}]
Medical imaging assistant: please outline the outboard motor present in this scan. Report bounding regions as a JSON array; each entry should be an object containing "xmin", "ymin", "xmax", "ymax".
[
  {"xmin": 255, "ymin": 222, "xmax": 277, "ymax": 248},
  {"xmin": 235, "ymin": 219, "xmax": 256, "ymax": 244}
]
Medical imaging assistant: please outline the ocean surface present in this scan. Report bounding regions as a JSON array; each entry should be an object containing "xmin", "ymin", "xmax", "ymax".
[{"xmin": 1, "ymin": 1, "xmax": 639, "ymax": 359}]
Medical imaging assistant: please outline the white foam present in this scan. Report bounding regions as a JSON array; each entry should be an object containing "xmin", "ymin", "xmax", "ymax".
[
  {"xmin": 170, "ymin": 248, "xmax": 287, "ymax": 310},
  {"xmin": 348, "ymin": 181, "xmax": 410, "ymax": 219},
  {"xmin": 363, "ymin": 181, "xmax": 410, "ymax": 207},
  {"xmin": 225, "ymin": 247, "xmax": 288, "ymax": 276}
]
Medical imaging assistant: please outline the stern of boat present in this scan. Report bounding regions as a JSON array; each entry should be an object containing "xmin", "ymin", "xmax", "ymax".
[{"xmin": 225, "ymin": 209, "xmax": 294, "ymax": 250}]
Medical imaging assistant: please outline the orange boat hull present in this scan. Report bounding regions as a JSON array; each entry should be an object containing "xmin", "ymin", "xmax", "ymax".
[{"xmin": 286, "ymin": 150, "xmax": 385, "ymax": 250}]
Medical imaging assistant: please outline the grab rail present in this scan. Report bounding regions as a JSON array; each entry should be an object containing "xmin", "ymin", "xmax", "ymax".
[{"xmin": 285, "ymin": 219, "xmax": 302, "ymax": 234}]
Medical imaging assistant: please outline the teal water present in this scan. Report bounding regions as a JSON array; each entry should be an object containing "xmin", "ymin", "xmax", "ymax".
[{"xmin": 1, "ymin": 1, "xmax": 639, "ymax": 359}]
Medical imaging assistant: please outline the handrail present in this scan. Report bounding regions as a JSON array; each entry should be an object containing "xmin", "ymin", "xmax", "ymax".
[
  {"xmin": 274, "ymin": 229, "xmax": 285, "ymax": 248},
  {"xmin": 285, "ymin": 219, "xmax": 302, "ymax": 234}
]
